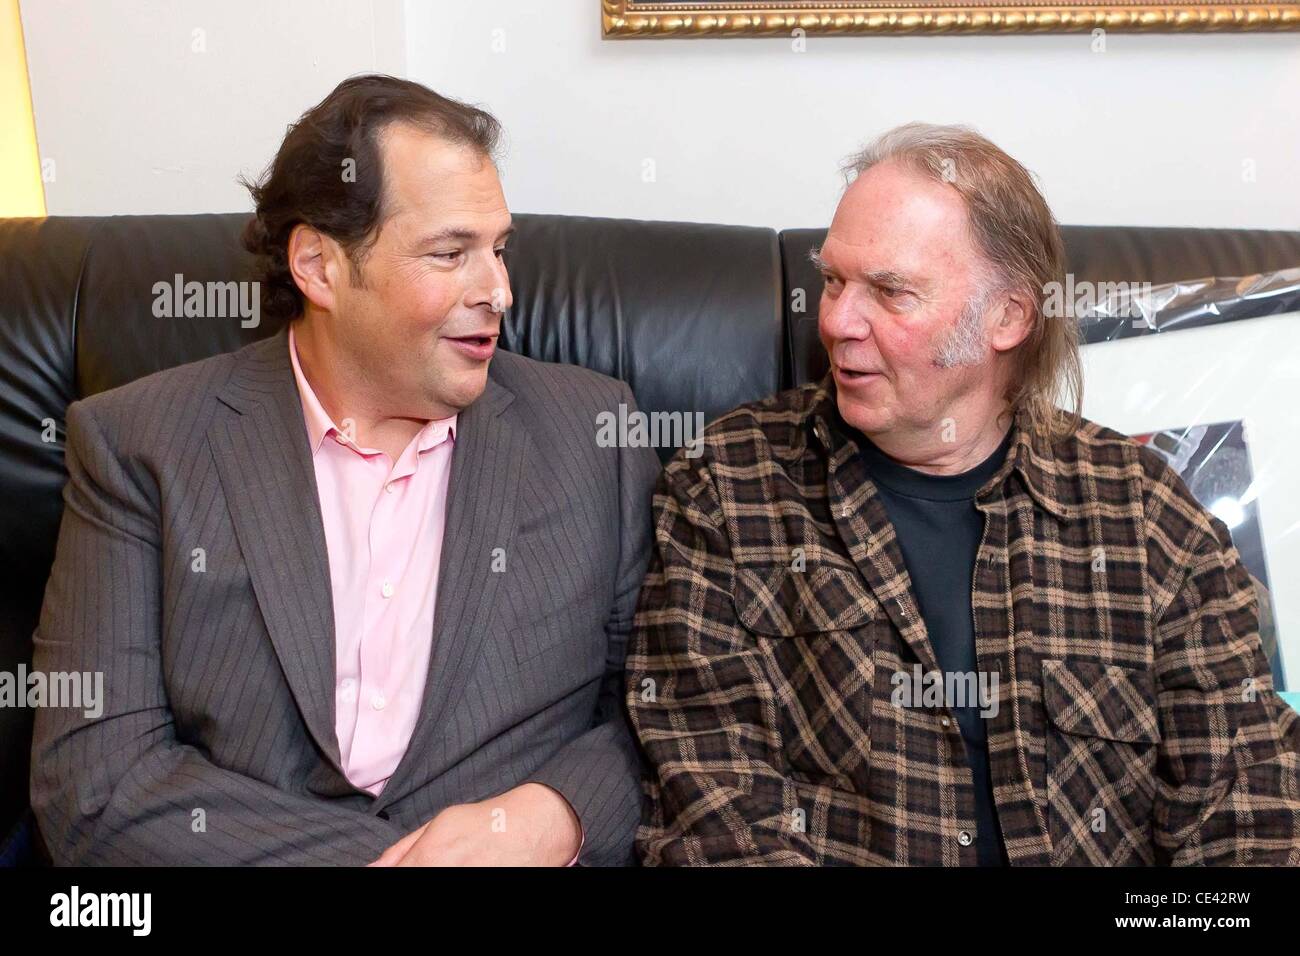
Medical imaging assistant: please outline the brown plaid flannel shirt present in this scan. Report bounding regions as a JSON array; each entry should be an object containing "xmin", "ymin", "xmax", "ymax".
[{"xmin": 626, "ymin": 377, "xmax": 1300, "ymax": 866}]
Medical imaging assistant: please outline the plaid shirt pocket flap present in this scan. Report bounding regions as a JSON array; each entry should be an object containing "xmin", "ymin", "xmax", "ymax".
[
  {"xmin": 1043, "ymin": 658, "xmax": 1161, "ymax": 745},
  {"xmin": 734, "ymin": 562, "xmax": 878, "ymax": 637}
]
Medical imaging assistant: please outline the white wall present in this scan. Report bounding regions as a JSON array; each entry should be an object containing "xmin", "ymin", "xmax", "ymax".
[
  {"xmin": 408, "ymin": 1, "xmax": 1300, "ymax": 231},
  {"xmin": 21, "ymin": 0, "xmax": 405, "ymax": 215}
]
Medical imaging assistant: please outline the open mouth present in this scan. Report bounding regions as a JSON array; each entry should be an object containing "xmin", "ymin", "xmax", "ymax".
[
  {"xmin": 836, "ymin": 367, "xmax": 880, "ymax": 383},
  {"xmin": 446, "ymin": 333, "xmax": 498, "ymax": 360}
]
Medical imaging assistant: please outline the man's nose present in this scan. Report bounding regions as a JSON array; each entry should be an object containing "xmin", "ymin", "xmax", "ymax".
[
  {"xmin": 820, "ymin": 286, "xmax": 870, "ymax": 341},
  {"xmin": 468, "ymin": 252, "xmax": 513, "ymax": 314}
]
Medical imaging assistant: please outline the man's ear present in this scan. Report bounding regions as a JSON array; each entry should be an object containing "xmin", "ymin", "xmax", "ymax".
[
  {"xmin": 987, "ymin": 288, "xmax": 1036, "ymax": 354},
  {"xmin": 287, "ymin": 224, "xmax": 346, "ymax": 314}
]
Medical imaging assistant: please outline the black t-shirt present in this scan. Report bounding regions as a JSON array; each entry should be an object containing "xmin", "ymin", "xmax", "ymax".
[{"xmin": 857, "ymin": 428, "xmax": 1014, "ymax": 867}]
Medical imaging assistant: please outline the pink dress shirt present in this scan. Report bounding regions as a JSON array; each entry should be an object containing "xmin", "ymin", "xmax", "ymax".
[
  {"xmin": 288, "ymin": 326, "xmax": 455, "ymax": 797},
  {"xmin": 289, "ymin": 328, "xmax": 583, "ymax": 863}
]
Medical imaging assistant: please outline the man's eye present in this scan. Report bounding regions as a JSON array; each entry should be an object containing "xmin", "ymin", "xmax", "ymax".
[
  {"xmin": 431, "ymin": 251, "xmax": 461, "ymax": 262},
  {"xmin": 822, "ymin": 273, "xmax": 842, "ymax": 288},
  {"xmin": 880, "ymin": 287, "xmax": 904, "ymax": 299},
  {"xmin": 494, "ymin": 247, "xmax": 507, "ymax": 258}
]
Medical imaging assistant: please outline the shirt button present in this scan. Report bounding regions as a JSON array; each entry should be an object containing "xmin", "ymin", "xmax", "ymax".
[
  {"xmin": 840, "ymin": 505, "xmax": 850, "ymax": 518},
  {"xmin": 958, "ymin": 830, "xmax": 974, "ymax": 847},
  {"xmin": 371, "ymin": 692, "xmax": 387, "ymax": 711},
  {"xmin": 940, "ymin": 716, "xmax": 952, "ymax": 729},
  {"xmin": 381, "ymin": 581, "xmax": 394, "ymax": 598},
  {"xmin": 385, "ymin": 482, "xmax": 395, "ymax": 494}
]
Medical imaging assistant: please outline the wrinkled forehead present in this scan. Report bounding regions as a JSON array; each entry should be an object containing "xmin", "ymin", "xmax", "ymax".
[{"xmin": 825, "ymin": 161, "xmax": 978, "ymax": 274}]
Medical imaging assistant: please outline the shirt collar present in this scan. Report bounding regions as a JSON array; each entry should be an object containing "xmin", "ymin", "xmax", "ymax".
[
  {"xmin": 287, "ymin": 323, "xmax": 456, "ymax": 457},
  {"xmin": 807, "ymin": 372, "xmax": 1078, "ymax": 522}
]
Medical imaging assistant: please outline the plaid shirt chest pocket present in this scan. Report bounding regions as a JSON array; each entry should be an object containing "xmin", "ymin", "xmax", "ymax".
[
  {"xmin": 1042, "ymin": 658, "xmax": 1162, "ymax": 864},
  {"xmin": 733, "ymin": 562, "xmax": 881, "ymax": 792}
]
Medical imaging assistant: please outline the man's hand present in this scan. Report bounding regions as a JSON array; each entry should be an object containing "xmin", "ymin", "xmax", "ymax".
[{"xmin": 368, "ymin": 782, "xmax": 582, "ymax": 866}]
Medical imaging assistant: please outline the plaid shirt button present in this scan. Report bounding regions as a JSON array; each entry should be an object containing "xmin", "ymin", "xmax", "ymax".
[
  {"xmin": 958, "ymin": 831, "xmax": 974, "ymax": 847},
  {"xmin": 940, "ymin": 716, "xmax": 952, "ymax": 728}
]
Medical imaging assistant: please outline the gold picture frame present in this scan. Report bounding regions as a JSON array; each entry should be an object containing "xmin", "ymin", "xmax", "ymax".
[{"xmin": 602, "ymin": 0, "xmax": 1300, "ymax": 35}]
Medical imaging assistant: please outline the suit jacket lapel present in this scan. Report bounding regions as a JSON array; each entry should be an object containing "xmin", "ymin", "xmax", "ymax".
[
  {"xmin": 208, "ymin": 328, "xmax": 344, "ymax": 777},
  {"xmin": 379, "ymin": 374, "xmax": 528, "ymax": 807}
]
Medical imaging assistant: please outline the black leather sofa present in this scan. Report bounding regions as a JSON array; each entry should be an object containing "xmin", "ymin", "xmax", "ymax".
[{"xmin": 3, "ymin": 212, "xmax": 1300, "ymax": 863}]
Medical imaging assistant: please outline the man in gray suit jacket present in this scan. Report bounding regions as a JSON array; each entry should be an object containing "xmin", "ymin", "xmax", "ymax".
[{"xmin": 30, "ymin": 76, "xmax": 659, "ymax": 866}]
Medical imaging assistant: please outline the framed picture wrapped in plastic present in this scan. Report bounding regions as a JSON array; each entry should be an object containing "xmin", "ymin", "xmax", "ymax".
[{"xmin": 1077, "ymin": 268, "xmax": 1300, "ymax": 692}]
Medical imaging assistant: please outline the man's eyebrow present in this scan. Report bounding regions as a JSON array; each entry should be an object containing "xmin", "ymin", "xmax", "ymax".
[
  {"xmin": 809, "ymin": 248, "xmax": 916, "ymax": 289},
  {"xmin": 419, "ymin": 225, "xmax": 515, "ymax": 245},
  {"xmin": 865, "ymin": 269, "xmax": 912, "ymax": 288},
  {"xmin": 419, "ymin": 228, "xmax": 478, "ymax": 245}
]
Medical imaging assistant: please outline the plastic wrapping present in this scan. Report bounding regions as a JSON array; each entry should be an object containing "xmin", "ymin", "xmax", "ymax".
[{"xmin": 1076, "ymin": 266, "xmax": 1300, "ymax": 344}]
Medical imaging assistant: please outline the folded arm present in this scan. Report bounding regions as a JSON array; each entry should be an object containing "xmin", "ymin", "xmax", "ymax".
[
  {"xmin": 524, "ymin": 381, "xmax": 661, "ymax": 866},
  {"xmin": 626, "ymin": 460, "xmax": 817, "ymax": 866},
  {"xmin": 1152, "ymin": 519, "xmax": 1300, "ymax": 865}
]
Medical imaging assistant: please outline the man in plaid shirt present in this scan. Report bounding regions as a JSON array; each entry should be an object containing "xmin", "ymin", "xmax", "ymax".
[{"xmin": 626, "ymin": 123, "xmax": 1300, "ymax": 866}]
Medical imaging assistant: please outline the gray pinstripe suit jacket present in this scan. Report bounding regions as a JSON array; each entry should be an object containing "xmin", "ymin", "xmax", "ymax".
[{"xmin": 30, "ymin": 327, "xmax": 659, "ymax": 866}]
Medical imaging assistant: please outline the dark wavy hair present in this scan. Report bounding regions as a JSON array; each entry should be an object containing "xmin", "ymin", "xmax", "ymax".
[{"xmin": 240, "ymin": 74, "xmax": 502, "ymax": 323}]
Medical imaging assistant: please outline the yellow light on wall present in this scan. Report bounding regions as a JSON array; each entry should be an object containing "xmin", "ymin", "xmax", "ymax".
[{"xmin": 1, "ymin": 0, "xmax": 45, "ymax": 218}]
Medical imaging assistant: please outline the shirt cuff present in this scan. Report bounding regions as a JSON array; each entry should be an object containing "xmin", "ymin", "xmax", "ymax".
[{"xmin": 566, "ymin": 828, "xmax": 585, "ymax": 867}]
